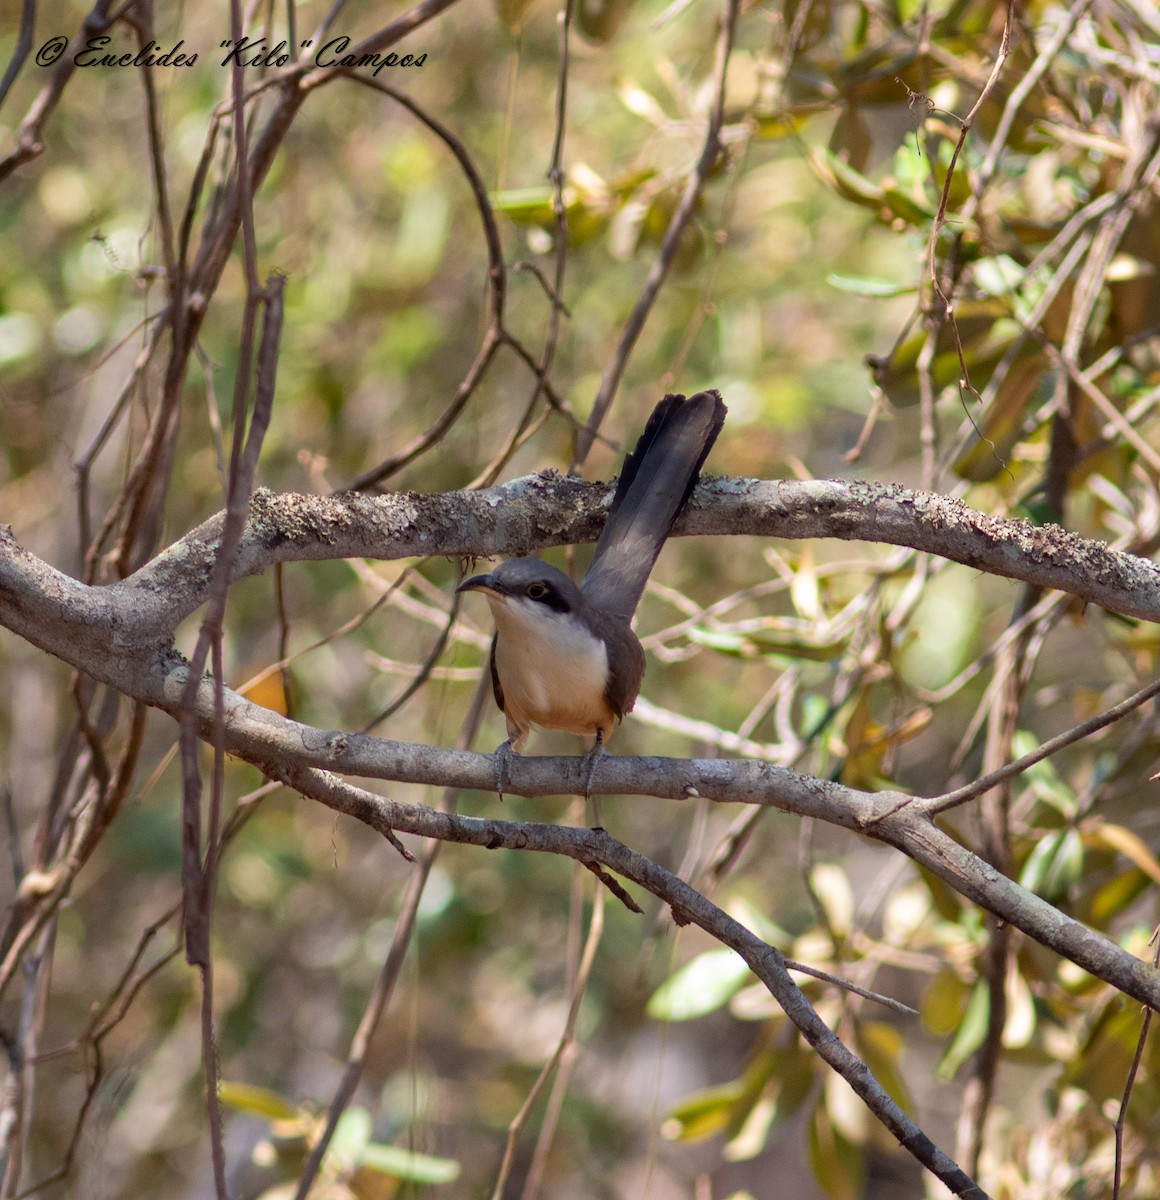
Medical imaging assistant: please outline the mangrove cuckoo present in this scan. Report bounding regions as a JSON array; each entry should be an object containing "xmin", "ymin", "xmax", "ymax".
[{"xmin": 457, "ymin": 390, "xmax": 726, "ymax": 797}]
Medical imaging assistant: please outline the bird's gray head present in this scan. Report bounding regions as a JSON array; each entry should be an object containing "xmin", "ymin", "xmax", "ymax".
[{"xmin": 456, "ymin": 558, "xmax": 584, "ymax": 615}]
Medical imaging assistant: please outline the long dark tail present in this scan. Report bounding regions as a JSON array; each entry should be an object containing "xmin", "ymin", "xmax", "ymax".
[{"xmin": 581, "ymin": 390, "xmax": 726, "ymax": 623}]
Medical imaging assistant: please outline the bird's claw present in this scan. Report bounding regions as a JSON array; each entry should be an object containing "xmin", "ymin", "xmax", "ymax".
[
  {"xmin": 494, "ymin": 738, "xmax": 515, "ymax": 802},
  {"xmin": 580, "ymin": 731, "xmax": 606, "ymax": 803}
]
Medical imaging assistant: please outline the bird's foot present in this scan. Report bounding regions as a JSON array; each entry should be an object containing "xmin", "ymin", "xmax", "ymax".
[
  {"xmin": 494, "ymin": 738, "xmax": 516, "ymax": 802},
  {"xmin": 581, "ymin": 732, "xmax": 606, "ymax": 824}
]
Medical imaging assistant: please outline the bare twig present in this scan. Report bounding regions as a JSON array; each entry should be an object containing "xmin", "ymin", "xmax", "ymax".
[
  {"xmin": 927, "ymin": 674, "xmax": 1160, "ymax": 816},
  {"xmin": 573, "ymin": 0, "xmax": 741, "ymax": 466},
  {"xmin": 340, "ymin": 78, "xmax": 506, "ymax": 491},
  {"xmin": 268, "ymin": 761, "xmax": 991, "ymax": 1198},
  {"xmin": 292, "ymin": 670, "xmax": 492, "ymax": 1200},
  {"xmin": 1112, "ymin": 928, "xmax": 1160, "ymax": 1200},
  {"xmin": 492, "ymin": 871, "xmax": 605, "ymax": 1200}
]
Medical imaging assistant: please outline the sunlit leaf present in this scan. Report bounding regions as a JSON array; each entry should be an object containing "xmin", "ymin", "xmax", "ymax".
[
  {"xmin": 647, "ymin": 948, "xmax": 752, "ymax": 1021},
  {"xmin": 219, "ymin": 1082, "xmax": 303, "ymax": 1122},
  {"xmin": 1020, "ymin": 828, "xmax": 1083, "ymax": 902},
  {"xmin": 687, "ymin": 625, "xmax": 848, "ymax": 662},
  {"xmin": 1002, "ymin": 963, "xmax": 1036, "ymax": 1049},
  {"xmin": 358, "ymin": 1142, "xmax": 462, "ymax": 1184},
  {"xmin": 329, "ymin": 1107, "xmax": 372, "ymax": 1173},
  {"xmin": 789, "ymin": 546, "xmax": 820, "ymax": 622},
  {"xmin": 922, "ymin": 971, "xmax": 968, "ymax": 1038},
  {"xmin": 491, "ymin": 187, "xmax": 558, "ymax": 226},
  {"xmin": 807, "ymin": 146, "xmax": 885, "ymax": 210},
  {"xmin": 723, "ymin": 1094, "xmax": 777, "ymax": 1162},
  {"xmin": 810, "ymin": 863, "xmax": 854, "ymax": 938},
  {"xmin": 663, "ymin": 1081, "xmax": 745, "ymax": 1141},
  {"xmin": 882, "ymin": 882, "xmax": 931, "ymax": 944},
  {"xmin": 937, "ymin": 979, "xmax": 989, "ymax": 1080},
  {"xmin": 808, "ymin": 1098, "xmax": 866, "ymax": 1200},
  {"xmin": 617, "ymin": 79, "xmax": 668, "ymax": 125},
  {"xmin": 494, "ymin": 0, "xmax": 540, "ymax": 32},
  {"xmin": 826, "ymin": 273, "xmax": 915, "ymax": 297},
  {"xmin": 1085, "ymin": 820, "xmax": 1160, "ymax": 885}
]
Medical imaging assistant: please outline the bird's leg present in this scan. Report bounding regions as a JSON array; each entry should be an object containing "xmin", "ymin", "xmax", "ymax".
[
  {"xmin": 581, "ymin": 729, "xmax": 606, "ymax": 825},
  {"xmin": 494, "ymin": 737, "xmax": 515, "ymax": 802}
]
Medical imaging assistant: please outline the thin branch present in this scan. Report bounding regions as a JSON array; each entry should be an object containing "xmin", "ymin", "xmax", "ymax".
[
  {"xmin": 1112, "ymin": 928, "xmax": 1160, "ymax": 1200},
  {"xmin": 573, "ymin": 0, "xmax": 741, "ymax": 466},
  {"xmin": 492, "ymin": 874, "xmax": 604, "ymax": 1200},
  {"xmin": 292, "ymin": 669, "xmax": 492, "ymax": 1200},
  {"xmin": 926, "ymin": 674, "xmax": 1160, "ymax": 816},
  {"xmin": 0, "ymin": 0, "xmax": 118, "ymax": 183},
  {"xmin": 339, "ymin": 77, "xmax": 507, "ymax": 491},
  {"xmin": 965, "ymin": 0, "xmax": 1096, "ymax": 217},
  {"xmin": 270, "ymin": 760, "xmax": 990, "ymax": 1199},
  {"xmin": 0, "ymin": 0, "xmax": 37, "ymax": 109}
]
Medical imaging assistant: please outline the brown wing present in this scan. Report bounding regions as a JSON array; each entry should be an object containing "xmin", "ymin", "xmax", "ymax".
[
  {"xmin": 597, "ymin": 618, "xmax": 646, "ymax": 722},
  {"xmin": 488, "ymin": 634, "xmax": 505, "ymax": 713}
]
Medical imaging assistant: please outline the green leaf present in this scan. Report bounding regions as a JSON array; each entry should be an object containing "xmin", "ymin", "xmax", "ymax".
[
  {"xmin": 664, "ymin": 1081, "xmax": 745, "ymax": 1141},
  {"xmin": 856, "ymin": 1021, "xmax": 913, "ymax": 1111},
  {"xmin": 329, "ymin": 1107, "xmax": 372, "ymax": 1173},
  {"xmin": 578, "ymin": 0, "xmax": 632, "ymax": 42},
  {"xmin": 687, "ymin": 625, "xmax": 848, "ymax": 663},
  {"xmin": 952, "ymin": 352, "xmax": 1049, "ymax": 482},
  {"xmin": 1086, "ymin": 820, "xmax": 1160, "ymax": 885},
  {"xmin": 826, "ymin": 273, "xmax": 916, "ymax": 297},
  {"xmin": 358, "ymin": 1142, "xmax": 462, "ymax": 1184},
  {"xmin": 647, "ymin": 948, "xmax": 752, "ymax": 1021},
  {"xmin": 915, "ymin": 863, "xmax": 964, "ymax": 921},
  {"xmin": 881, "ymin": 182, "xmax": 934, "ymax": 224},
  {"xmin": 725, "ymin": 896, "xmax": 793, "ymax": 950},
  {"xmin": 937, "ymin": 979, "xmax": 990, "ymax": 1080},
  {"xmin": 1090, "ymin": 868, "xmax": 1151, "ymax": 928},
  {"xmin": 1012, "ymin": 729, "xmax": 1077, "ymax": 819},
  {"xmin": 491, "ymin": 187, "xmax": 558, "ymax": 226},
  {"xmin": 808, "ymin": 146, "xmax": 885, "ymax": 210},
  {"xmin": 752, "ymin": 113, "xmax": 803, "ymax": 140},
  {"xmin": 1020, "ymin": 829, "xmax": 1083, "ymax": 902},
  {"xmin": 1040, "ymin": 828, "xmax": 1084, "ymax": 902}
]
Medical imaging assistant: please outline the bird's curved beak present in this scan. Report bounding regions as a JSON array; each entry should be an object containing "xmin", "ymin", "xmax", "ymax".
[{"xmin": 457, "ymin": 572, "xmax": 500, "ymax": 596}]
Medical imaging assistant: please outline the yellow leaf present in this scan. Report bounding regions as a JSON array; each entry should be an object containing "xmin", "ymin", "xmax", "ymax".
[
  {"xmin": 219, "ymin": 1081, "xmax": 303, "ymax": 1122},
  {"xmin": 1085, "ymin": 820, "xmax": 1160, "ymax": 885},
  {"xmin": 494, "ymin": 0, "xmax": 539, "ymax": 32}
]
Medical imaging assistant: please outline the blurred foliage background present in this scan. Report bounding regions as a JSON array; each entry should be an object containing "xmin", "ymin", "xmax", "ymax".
[{"xmin": 3, "ymin": 0, "xmax": 1160, "ymax": 1197}]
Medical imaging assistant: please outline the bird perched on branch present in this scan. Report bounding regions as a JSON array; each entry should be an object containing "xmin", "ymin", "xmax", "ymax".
[{"xmin": 458, "ymin": 390, "xmax": 726, "ymax": 799}]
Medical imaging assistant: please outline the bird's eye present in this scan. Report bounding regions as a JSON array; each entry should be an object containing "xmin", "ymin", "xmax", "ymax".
[{"xmin": 527, "ymin": 583, "xmax": 549, "ymax": 600}]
